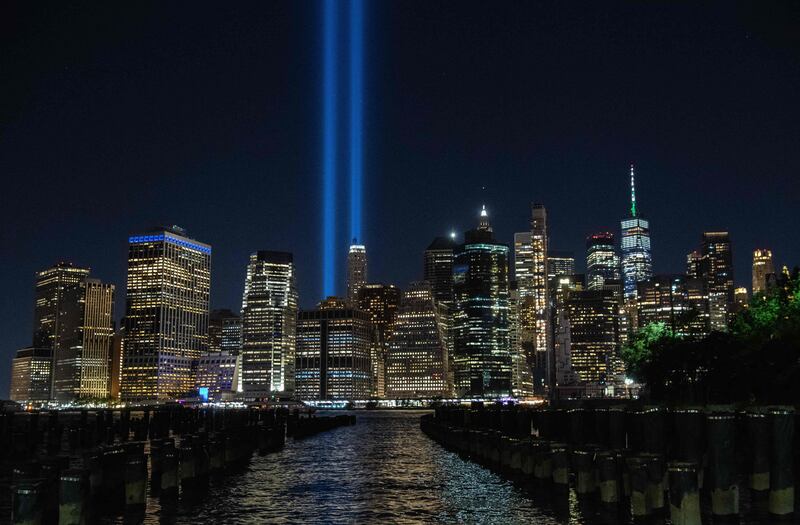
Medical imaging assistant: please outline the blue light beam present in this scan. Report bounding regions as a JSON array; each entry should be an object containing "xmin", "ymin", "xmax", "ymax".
[
  {"xmin": 322, "ymin": 0, "xmax": 338, "ymax": 297},
  {"xmin": 349, "ymin": 0, "xmax": 363, "ymax": 244}
]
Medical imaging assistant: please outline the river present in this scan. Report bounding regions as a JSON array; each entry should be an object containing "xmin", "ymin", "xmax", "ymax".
[{"xmin": 107, "ymin": 410, "xmax": 574, "ymax": 524}]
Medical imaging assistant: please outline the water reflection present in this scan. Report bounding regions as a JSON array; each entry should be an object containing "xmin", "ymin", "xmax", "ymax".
[{"xmin": 103, "ymin": 410, "xmax": 571, "ymax": 524}]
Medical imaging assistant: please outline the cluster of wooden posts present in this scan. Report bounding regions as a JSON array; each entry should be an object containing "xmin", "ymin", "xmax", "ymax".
[
  {"xmin": 1, "ymin": 406, "xmax": 356, "ymax": 524},
  {"xmin": 421, "ymin": 403, "xmax": 797, "ymax": 523}
]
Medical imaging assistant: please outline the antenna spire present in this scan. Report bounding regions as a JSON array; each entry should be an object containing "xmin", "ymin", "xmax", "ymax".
[{"xmin": 630, "ymin": 163, "xmax": 637, "ymax": 217}]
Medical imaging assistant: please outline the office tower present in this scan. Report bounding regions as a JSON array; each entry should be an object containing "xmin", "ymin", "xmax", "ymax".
[
  {"xmin": 358, "ymin": 284, "xmax": 401, "ymax": 397},
  {"xmin": 620, "ymin": 165, "xmax": 653, "ymax": 300},
  {"xmin": 529, "ymin": 204, "xmax": 551, "ymax": 393},
  {"xmin": 52, "ymin": 279, "xmax": 115, "ymax": 401},
  {"xmin": 695, "ymin": 232, "xmax": 734, "ymax": 331},
  {"xmin": 347, "ymin": 242, "xmax": 368, "ymax": 304},
  {"xmin": 121, "ymin": 227, "xmax": 211, "ymax": 402},
  {"xmin": 452, "ymin": 206, "xmax": 511, "ymax": 398},
  {"xmin": 513, "ymin": 231, "xmax": 536, "ymax": 394},
  {"xmin": 10, "ymin": 347, "xmax": 52, "ymax": 403},
  {"xmin": 424, "ymin": 236, "xmax": 457, "ymax": 305},
  {"xmin": 586, "ymin": 233, "xmax": 621, "ymax": 290},
  {"xmin": 547, "ymin": 251, "xmax": 576, "ymax": 281},
  {"xmin": 295, "ymin": 297, "xmax": 374, "ymax": 400},
  {"xmin": 636, "ymin": 275, "xmax": 710, "ymax": 338},
  {"xmin": 508, "ymin": 283, "xmax": 534, "ymax": 397},
  {"xmin": 208, "ymin": 309, "xmax": 242, "ymax": 354},
  {"xmin": 33, "ymin": 262, "xmax": 91, "ymax": 352},
  {"xmin": 33, "ymin": 262, "xmax": 91, "ymax": 396},
  {"xmin": 564, "ymin": 290, "xmax": 619, "ymax": 383},
  {"xmin": 551, "ymin": 275, "xmax": 584, "ymax": 387},
  {"xmin": 385, "ymin": 282, "xmax": 451, "ymax": 398},
  {"xmin": 196, "ymin": 352, "xmax": 239, "ymax": 401},
  {"xmin": 752, "ymin": 249, "xmax": 775, "ymax": 295},
  {"xmin": 240, "ymin": 251, "xmax": 298, "ymax": 397}
]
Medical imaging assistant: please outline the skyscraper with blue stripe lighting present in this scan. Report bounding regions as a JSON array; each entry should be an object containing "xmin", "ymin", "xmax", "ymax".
[{"xmin": 121, "ymin": 226, "xmax": 211, "ymax": 402}]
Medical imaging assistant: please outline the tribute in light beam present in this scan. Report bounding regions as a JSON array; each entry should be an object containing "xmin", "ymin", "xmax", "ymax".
[
  {"xmin": 349, "ymin": 0, "xmax": 364, "ymax": 244},
  {"xmin": 322, "ymin": 0, "xmax": 338, "ymax": 297}
]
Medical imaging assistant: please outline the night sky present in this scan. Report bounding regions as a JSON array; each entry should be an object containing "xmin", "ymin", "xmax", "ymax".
[{"xmin": 2, "ymin": 2, "xmax": 799, "ymax": 394}]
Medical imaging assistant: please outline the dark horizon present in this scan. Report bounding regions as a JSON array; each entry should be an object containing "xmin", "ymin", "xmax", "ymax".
[{"xmin": 2, "ymin": 1, "xmax": 800, "ymax": 395}]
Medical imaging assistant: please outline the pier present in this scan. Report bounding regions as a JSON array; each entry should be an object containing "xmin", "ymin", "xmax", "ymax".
[
  {"xmin": 422, "ymin": 403, "xmax": 799, "ymax": 523},
  {"xmin": 0, "ymin": 406, "xmax": 355, "ymax": 523}
]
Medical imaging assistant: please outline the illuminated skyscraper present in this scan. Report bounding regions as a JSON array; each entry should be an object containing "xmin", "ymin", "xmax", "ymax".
[
  {"xmin": 636, "ymin": 275, "xmax": 710, "ymax": 338},
  {"xmin": 696, "ymin": 232, "xmax": 734, "ymax": 331},
  {"xmin": 547, "ymin": 251, "xmax": 575, "ymax": 281},
  {"xmin": 752, "ymin": 248, "xmax": 774, "ymax": 295},
  {"xmin": 10, "ymin": 347, "xmax": 52, "ymax": 403},
  {"xmin": 529, "ymin": 204, "xmax": 551, "ymax": 393},
  {"xmin": 347, "ymin": 242, "xmax": 368, "ymax": 304},
  {"xmin": 52, "ymin": 279, "xmax": 115, "ymax": 401},
  {"xmin": 295, "ymin": 297, "xmax": 373, "ymax": 400},
  {"xmin": 33, "ymin": 262, "xmax": 91, "ymax": 395},
  {"xmin": 620, "ymin": 165, "xmax": 653, "ymax": 300},
  {"xmin": 452, "ymin": 206, "xmax": 511, "ymax": 398},
  {"xmin": 424, "ymin": 236, "xmax": 457, "ymax": 305},
  {"xmin": 564, "ymin": 290, "xmax": 619, "ymax": 383},
  {"xmin": 513, "ymin": 231, "xmax": 536, "ymax": 393},
  {"xmin": 121, "ymin": 227, "xmax": 211, "ymax": 402},
  {"xmin": 385, "ymin": 282, "xmax": 451, "ymax": 398},
  {"xmin": 240, "ymin": 251, "xmax": 298, "ymax": 397},
  {"xmin": 734, "ymin": 287, "xmax": 749, "ymax": 313},
  {"xmin": 586, "ymin": 233, "xmax": 621, "ymax": 290},
  {"xmin": 358, "ymin": 283, "xmax": 401, "ymax": 397}
]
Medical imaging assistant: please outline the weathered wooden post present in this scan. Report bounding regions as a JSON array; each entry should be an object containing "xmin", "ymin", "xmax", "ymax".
[
  {"xmin": 769, "ymin": 406, "xmax": 794, "ymax": 520},
  {"xmin": 668, "ymin": 462, "xmax": 701, "ymax": 525},
  {"xmin": 706, "ymin": 407, "xmax": 739, "ymax": 520}
]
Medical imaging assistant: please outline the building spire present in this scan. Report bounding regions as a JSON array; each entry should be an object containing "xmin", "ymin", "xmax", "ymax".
[
  {"xmin": 630, "ymin": 163, "xmax": 637, "ymax": 217},
  {"xmin": 478, "ymin": 204, "xmax": 492, "ymax": 232}
]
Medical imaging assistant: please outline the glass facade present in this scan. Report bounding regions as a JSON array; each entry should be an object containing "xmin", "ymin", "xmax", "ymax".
[{"xmin": 240, "ymin": 251, "xmax": 298, "ymax": 396}]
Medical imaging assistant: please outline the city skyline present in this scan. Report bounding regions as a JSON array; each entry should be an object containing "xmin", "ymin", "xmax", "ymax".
[{"xmin": 3, "ymin": 2, "xmax": 800, "ymax": 396}]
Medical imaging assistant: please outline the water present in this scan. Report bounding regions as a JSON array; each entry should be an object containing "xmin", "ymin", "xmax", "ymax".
[{"xmin": 114, "ymin": 410, "xmax": 571, "ymax": 524}]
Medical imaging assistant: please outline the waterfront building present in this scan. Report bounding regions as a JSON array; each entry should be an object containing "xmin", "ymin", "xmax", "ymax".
[
  {"xmin": 357, "ymin": 283, "xmax": 401, "ymax": 397},
  {"xmin": 109, "ymin": 329, "xmax": 124, "ymax": 400},
  {"xmin": 9, "ymin": 347, "xmax": 52, "ymax": 403},
  {"xmin": 385, "ymin": 282, "xmax": 451, "ymax": 398},
  {"xmin": 240, "ymin": 251, "xmax": 298, "ymax": 398},
  {"xmin": 347, "ymin": 242, "xmax": 368, "ymax": 305},
  {"xmin": 295, "ymin": 297, "xmax": 374, "ymax": 400},
  {"xmin": 695, "ymin": 232, "xmax": 734, "ymax": 331},
  {"xmin": 752, "ymin": 249, "xmax": 774, "ymax": 295},
  {"xmin": 52, "ymin": 279, "xmax": 115, "ymax": 401},
  {"xmin": 121, "ymin": 226, "xmax": 211, "ymax": 402},
  {"xmin": 424, "ymin": 236, "xmax": 457, "ymax": 305},
  {"xmin": 196, "ymin": 351, "xmax": 239, "ymax": 401},
  {"xmin": 620, "ymin": 165, "xmax": 653, "ymax": 300},
  {"xmin": 452, "ymin": 206, "xmax": 512, "ymax": 398},
  {"xmin": 564, "ymin": 290, "xmax": 619, "ymax": 383},
  {"xmin": 586, "ymin": 233, "xmax": 621, "ymax": 290}
]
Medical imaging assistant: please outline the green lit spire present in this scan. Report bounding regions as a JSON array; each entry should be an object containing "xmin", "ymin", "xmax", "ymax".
[{"xmin": 630, "ymin": 163, "xmax": 637, "ymax": 217}]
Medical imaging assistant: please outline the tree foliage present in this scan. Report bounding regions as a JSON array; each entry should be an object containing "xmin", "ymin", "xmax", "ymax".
[{"xmin": 621, "ymin": 268, "xmax": 800, "ymax": 404}]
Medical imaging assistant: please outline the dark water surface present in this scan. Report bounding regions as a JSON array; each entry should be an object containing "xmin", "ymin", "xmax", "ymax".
[{"xmin": 113, "ymin": 410, "xmax": 571, "ymax": 524}]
